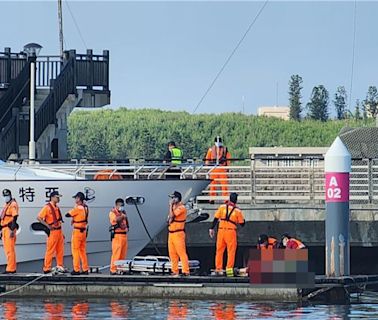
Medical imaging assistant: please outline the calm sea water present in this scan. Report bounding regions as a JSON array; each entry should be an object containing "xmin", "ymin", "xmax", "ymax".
[{"xmin": 0, "ymin": 298, "xmax": 378, "ymax": 319}]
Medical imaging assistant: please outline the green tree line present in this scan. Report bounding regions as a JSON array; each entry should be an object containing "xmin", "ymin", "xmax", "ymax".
[
  {"xmin": 68, "ymin": 108, "xmax": 374, "ymax": 160},
  {"xmin": 288, "ymin": 74, "xmax": 378, "ymax": 121}
]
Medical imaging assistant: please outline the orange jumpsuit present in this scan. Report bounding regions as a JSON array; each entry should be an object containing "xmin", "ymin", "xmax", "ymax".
[
  {"xmin": 68, "ymin": 204, "xmax": 89, "ymax": 272},
  {"xmin": 94, "ymin": 169, "xmax": 123, "ymax": 180},
  {"xmin": 1, "ymin": 199, "xmax": 19, "ymax": 272},
  {"xmin": 38, "ymin": 202, "xmax": 65, "ymax": 272},
  {"xmin": 168, "ymin": 203, "xmax": 189, "ymax": 275},
  {"xmin": 214, "ymin": 203, "xmax": 245, "ymax": 271},
  {"xmin": 205, "ymin": 145, "xmax": 231, "ymax": 197},
  {"xmin": 109, "ymin": 208, "xmax": 128, "ymax": 273}
]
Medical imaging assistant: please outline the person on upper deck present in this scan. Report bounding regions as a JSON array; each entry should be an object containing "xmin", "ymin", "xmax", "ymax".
[
  {"xmin": 164, "ymin": 141, "xmax": 183, "ymax": 165},
  {"xmin": 205, "ymin": 136, "xmax": 231, "ymax": 202},
  {"xmin": 164, "ymin": 141, "xmax": 183, "ymax": 180}
]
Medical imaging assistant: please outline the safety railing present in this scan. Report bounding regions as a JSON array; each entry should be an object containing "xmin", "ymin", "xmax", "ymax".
[
  {"xmin": 35, "ymin": 56, "xmax": 75, "ymax": 140},
  {"xmin": 18, "ymin": 157, "xmax": 378, "ymax": 205},
  {"xmin": 0, "ymin": 48, "xmax": 27, "ymax": 86},
  {"xmin": 36, "ymin": 56, "xmax": 61, "ymax": 88},
  {"xmin": 0, "ymin": 61, "xmax": 31, "ymax": 159},
  {"xmin": 75, "ymin": 50, "xmax": 109, "ymax": 90}
]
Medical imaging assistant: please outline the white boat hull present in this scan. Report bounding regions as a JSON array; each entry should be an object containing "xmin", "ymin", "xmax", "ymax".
[{"xmin": 0, "ymin": 179, "xmax": 209, "ymax": 272}]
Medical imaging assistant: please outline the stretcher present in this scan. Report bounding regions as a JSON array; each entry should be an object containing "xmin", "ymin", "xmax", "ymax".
[{"xmin": 114, "ymin": 255, "xmax": 200, "ymax": 275}]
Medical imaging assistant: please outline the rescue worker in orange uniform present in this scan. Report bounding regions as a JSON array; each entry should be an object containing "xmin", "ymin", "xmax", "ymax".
[
  {"xmin": 37, "ymin": 191, "xmax": 65, "ymax": 273},
  {"xmin": 209, "ymin": 192, "xmax": 245, "ymax": 276},
  {"xmin": 94, "ymin": 169, "xmax": 123, "ymax": 180},
  {"xmin": 167, "ymin": 191, "xmax": 190, "ymax": 276},
  {"xmin": 1, "ymin": 189, "xmax": 19, "ymax": 274},
  {"xmin": 109, "ymin": 198, "xmax": 129, "ymax": 275},
  {"xmin": 257, "ymin": 234, "xmax": 278, "ymax": 249},
  {"xmin": 205, "ymin": 136, "xmax": 231, "ymax": 200},
  {"xmin": 281, "ymin": 233, "xmax": 306, "ymax": 249},
  {"xmin": 65, "ymin": 192, "xmax": 89, "ymax": 275}
]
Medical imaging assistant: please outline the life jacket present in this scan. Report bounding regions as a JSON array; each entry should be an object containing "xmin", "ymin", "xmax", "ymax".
[
  {"xmin": 94, "ymin": 169, "xmax": 123, "ymax": 180},
  {"xmin": 0, "ymin": 199, "xmax": 18, "ymax": 227},
  {"xmin": 218, "ymin": 203, "xmax": 240, "ymax": 230},
  {"xmin": 287, "ymin": 238, "xmax": 305, "ymax": 249},
  {"xmin": 72, "ymin": 204, "xmax": 89, "ymax": 230},
  {"xmin": 170, "ymin": 147, "xmax": 183, "ymax": 165},
  {"xmin": 168, "ymin": 204, "xmax": 187, "ymax": 233},
  {"xmin": 209, "ymin": 146, "xmax": 228, "ymax": 166},
  {"xmin": 258, "ymin": 237, "xmax": 278, "ymax": 249},
  {"xmin": 111, "ymin": 208, "xmax": 128, "ymax": 234},
  {"xmin": 47, "ymin": 203, "xmax": 63, "ymax": 229}
]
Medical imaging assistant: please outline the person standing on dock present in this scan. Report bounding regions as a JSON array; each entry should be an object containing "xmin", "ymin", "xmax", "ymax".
[
  {"xmin": 209, "ymin": 192, "xmax": 245, "ymax": 276},
  {"xmin": 1, "ymin": 189, "xmax": 19, "ymax": 274},
  {"xmin": 37, "ymin": 191, "xmax": 65, "ymax": 273},
  {"xmin": 109, "ymin": 198, "xmax": 129, "ymax": 275},
  {"xmin": 65, "ymin": 192, "xmax": 89, "ymax": 275},
  {"xmin": 167, "ymin": 191, "xmax": 190, "ymax": 276},
  {"xmin": 205, "ymin": 136, "xmax": 231, "ymax": 202}
]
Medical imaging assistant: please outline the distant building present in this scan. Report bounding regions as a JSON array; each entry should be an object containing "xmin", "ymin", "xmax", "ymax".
[
  {"xmin": 258, "ymin": 106, "xmax": 290, "ymax": 120},
  {"xmin": 249, "ymin": 147, "xmax": 328, "ymax": 167}
]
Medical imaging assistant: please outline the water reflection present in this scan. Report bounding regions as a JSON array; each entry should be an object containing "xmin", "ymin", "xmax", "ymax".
[
  {"xmin": 211, "ymin": 302, "xmax": 236, "ymax": 320},
  {"xmin": 0, "ymin": 298, "xmax": 376, "ymax": 319},
  {"xmin": 110, "ymin": 301, "xmax": 128, "ymax": 318},
  {"xmin": 44, "ymin": 302, "xmax": 65, "ymax": 320},
  {"xmin": 71, "ymin": 301, "xmax": 89, "ymax": 320},
  {"xmin": 167, "ymin": 300, "xmax": 188, "ymax": 320},
  {"xmin": 3, "ymin": 301, "xmax": 17, "ymax": 320}
]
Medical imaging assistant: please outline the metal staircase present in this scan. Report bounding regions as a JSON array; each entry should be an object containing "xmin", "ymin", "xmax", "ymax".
[{"xmin": 0, "ymin": 48, "xmax": 110, "ymax": 160}]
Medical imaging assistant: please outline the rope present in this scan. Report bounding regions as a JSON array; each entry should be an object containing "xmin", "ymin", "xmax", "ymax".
[
  {"xmin": 134, "ymin": 203, "xmax": 161, "ymax": 256},
  {"xmin": 0, "ymin": 266, "xmax": 72, "ymax": 297},
  {"xmin": 192, "ymin": 0, "xmax": 269, "ymax": 114},
  {"xmin": 65, "ymin": 0, "xmax": 88, "ymax": 50}
]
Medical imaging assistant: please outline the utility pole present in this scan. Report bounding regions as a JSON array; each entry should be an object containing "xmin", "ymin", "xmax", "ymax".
[{"xmin": 58, "ymin": 0, "xmax": 64, "ymax": 61}]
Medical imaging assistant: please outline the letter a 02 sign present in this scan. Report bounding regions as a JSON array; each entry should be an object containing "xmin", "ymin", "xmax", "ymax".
[{"xmin": 325, "ymin": 173, "xmax": 349, "ymax": 203}]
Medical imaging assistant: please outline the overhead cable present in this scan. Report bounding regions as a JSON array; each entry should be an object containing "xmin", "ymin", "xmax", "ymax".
[{"xmin": 192, "ymin": 0, "xmax": 269, "ymax": 114}]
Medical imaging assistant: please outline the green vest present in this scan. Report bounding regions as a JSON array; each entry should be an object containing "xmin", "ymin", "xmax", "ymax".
[{"xmin": 170, "ymin": 147, "xmax": 183, "ymax": 165}]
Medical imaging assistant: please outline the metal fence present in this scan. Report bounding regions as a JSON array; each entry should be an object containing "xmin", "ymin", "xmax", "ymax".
[{"xmin": 23, "ymin": 158, "xmax": 378, "ymax": 205}]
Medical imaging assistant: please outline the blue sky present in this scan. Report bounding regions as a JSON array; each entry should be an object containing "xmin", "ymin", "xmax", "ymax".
[{"xmin": 1, "ymin": 1, "xmax": 377, "ymax": 115}]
